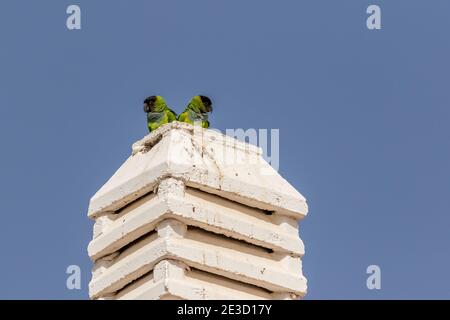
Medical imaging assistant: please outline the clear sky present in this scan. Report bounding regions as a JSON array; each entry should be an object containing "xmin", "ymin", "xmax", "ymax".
[{"xmin": 0, "ymin": 0, "xmax": 449, "ymax": 299}]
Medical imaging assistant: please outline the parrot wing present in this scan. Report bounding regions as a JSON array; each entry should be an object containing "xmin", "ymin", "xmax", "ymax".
[
  {"xmin": 147, "ymin": 112, "xmax": 165, "ymax": 123},
  {"xmin": 178, "ymin": 109, "xmax": 209, "ymax": 127},
  {"xmin": 147, "ymin": 111, "xmax": 167, "ymax": 132},
  {"xmin": 177, "ymin": 111, "xmax": 189, "ymax": 123},
  {"xmin": 167, "ymin": 108, "xmax": 178, "ymax": 122},
  {"xmin": 168, "ymin": 107, "xmax": 178, "ymax": 117}
]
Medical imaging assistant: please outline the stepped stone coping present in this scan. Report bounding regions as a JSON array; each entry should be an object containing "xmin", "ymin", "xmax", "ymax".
[{"xmin": 89, "ymin": 220, "xmax": 306, "ymax": 299}]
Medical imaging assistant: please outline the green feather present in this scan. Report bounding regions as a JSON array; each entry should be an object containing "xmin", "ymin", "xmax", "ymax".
[
  {"xmin": 178, "ymin": 96, "xmax": 211, "ymax": 128},
  {"xmin": 146, "ymin": 96, "xmax": 177, "ymax": 132}
]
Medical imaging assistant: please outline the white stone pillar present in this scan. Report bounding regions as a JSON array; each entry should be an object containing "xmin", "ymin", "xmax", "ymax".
[{"xmin": 87, "ymin": 122, "xmax": 309, "ymax": 300}]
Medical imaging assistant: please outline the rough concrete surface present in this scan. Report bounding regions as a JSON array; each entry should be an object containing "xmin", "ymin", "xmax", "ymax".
[{"xmin": 88, "ymin": 123, "xmax": 308, "ymax": 300}]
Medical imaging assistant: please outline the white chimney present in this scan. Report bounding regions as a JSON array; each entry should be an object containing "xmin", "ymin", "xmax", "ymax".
[{"xmin": 87, "ymin": 122, "xmax": 308, "ymax": 300}]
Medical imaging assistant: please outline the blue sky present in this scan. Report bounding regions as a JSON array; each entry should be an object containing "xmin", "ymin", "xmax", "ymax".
[{"xmin": 0, "ymin": 0, "xmax": 449, "ymax": 299}]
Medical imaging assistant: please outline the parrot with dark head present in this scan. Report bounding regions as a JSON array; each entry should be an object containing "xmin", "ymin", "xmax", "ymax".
[
  {"xmin": 143, "ymin": 96, "xmax": 177, "ymax": 132},
  {"xmin": 178, "ymin": 95, "xmax": 213, "ymax": 128}
]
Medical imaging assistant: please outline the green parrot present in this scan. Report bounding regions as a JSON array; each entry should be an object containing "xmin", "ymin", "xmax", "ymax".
[
  {"xmin": 143, "ymin": 96, "xmax": 177, "ymax": 132},
  {"xmin": 178, "ymin": 95, "xmax": 213, "ymax": 129}
]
